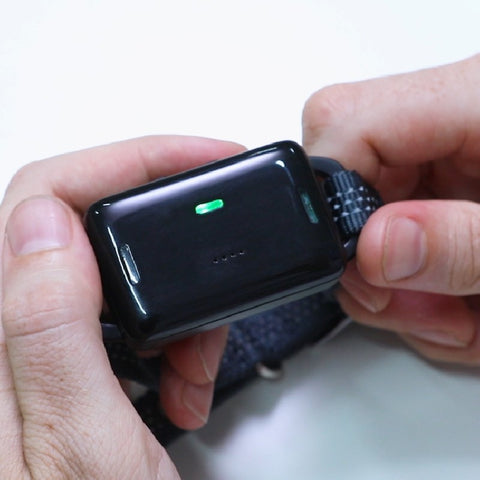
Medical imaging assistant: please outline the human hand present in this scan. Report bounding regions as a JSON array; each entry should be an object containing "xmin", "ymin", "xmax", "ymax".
[
  {"xmin": 303, "ymin": 54, "xmax": 480, "ymax": 365},
  {"xmin": 0, "ymin": 136, "xmax": 243, "ymax": 478}
]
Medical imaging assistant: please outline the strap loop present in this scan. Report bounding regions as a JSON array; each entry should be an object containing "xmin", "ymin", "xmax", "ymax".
[
  {"xmin": 324, "ymin": 170, "xmax": 383, "ymax": 240},
  {"xmin": 310, "ymin": 156, "xmax": 383, "ymax": 256}
]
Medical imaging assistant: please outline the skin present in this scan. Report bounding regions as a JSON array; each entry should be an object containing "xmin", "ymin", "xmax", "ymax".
[
  {"xmin": 302, "ymin": 54, "xmax": 480, "ymax": 365},
  {"xmin": 4, "ymin": 54, "xmax": 480, "ymax": 477},
  {"xmin": 0, "ymin": 136, "xmax": 244, "ymax": 479}
]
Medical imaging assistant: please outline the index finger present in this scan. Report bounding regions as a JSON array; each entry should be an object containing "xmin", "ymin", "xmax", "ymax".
[
  {"xmin": 2, "ymin": 135, "xmax": 244, "ymax": 215},
  {"xmin": 302, "ymin": 54, "xmax": 480, "ymax": 185}
]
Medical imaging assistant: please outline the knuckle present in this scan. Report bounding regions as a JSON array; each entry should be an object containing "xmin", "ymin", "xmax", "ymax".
[
  {"xmin": 302, "ymin": 83, "xmax": 358, "ymax": 145},
  {"xmin": 447, "ymin": 210, "xmax": 480, "ymax": 293},
  {"xmin": 1, "ymin": 161, "xmax": 48, "ymax": 225},
  {"xmin": 403, "ymin": 334, "xmax": 480, "ymax": 366},
  {"xmin": 463, "ymin": 348, "xmax": 480, "ymax": 366},
  {"xmin": 419, "ymin": 343, "xmax": 480, "ymax": 367},
  {"xmin": 2, "ymin": 269, "xmax": 78, "ymax": 342},
  {"xmin": 5, "ymin": 160, "xmax": 45, "ymax": 197}
]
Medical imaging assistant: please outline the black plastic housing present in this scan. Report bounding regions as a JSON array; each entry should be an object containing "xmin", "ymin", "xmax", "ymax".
[{"xmin": 86, "ymin": 141, "xmax": 346, "ymax": 348}]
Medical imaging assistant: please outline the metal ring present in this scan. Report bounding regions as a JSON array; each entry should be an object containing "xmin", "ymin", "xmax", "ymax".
[{"xmin": 255, "ymin": 361, "xmax": 284, "ymax": 380}]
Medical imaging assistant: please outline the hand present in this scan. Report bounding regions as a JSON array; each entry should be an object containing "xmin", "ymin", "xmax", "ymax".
[
  {"xmin": 0, "ymin": 136, "xmax": 243, "ymax": 478},
  {"xmin": 303, "ymin": 54, "xmax": 480, "ymax": 365}
]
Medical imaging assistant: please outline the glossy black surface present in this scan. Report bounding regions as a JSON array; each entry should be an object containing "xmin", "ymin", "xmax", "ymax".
[{"xmin": 86, "ymin": 141, "xmax": 346, "ymax": 348}]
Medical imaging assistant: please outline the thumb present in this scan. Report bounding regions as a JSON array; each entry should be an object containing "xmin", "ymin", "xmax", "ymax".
[
  {"xmin": 2, "ymin": 196, "xmax": 176, "ymax": 478},
  {"xmin": 357, "ymin": 199, "xmax": 480, "ymax": 295}
]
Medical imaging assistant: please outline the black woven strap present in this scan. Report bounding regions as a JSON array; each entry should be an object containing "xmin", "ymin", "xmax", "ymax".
[
  {"xmin": 323, "ymin": 170, "xmax": 383, "ymax": 240},
  {"xmin": 106, "ymin": 290, "xmax": 347, "ymax": 445}
]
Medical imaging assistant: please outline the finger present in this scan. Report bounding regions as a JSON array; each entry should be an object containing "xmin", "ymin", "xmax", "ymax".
[
  {"xmin": 400, "ymin": 330, "xmax": 480, "ymax": 365},
  {"xmin": 3, "ymin": 135, "xmax": 245, "ymax": 215},
  {"xmin": 0, "ymin": 137, "xmax": 245, "ymax": 309},
  {"xmin": 160, "ymin": 327, "xmax": 228, "ymax": 430},
  {"xmin": 302, "ymin": 54, "xmax": 480, "ymax": 184},
  {"xmin": 159, "ymin": 361, "xmax": 214, "ymax": 430},
  {"xmin": 163, "ymin": 326, "xmax": 228, "ymax": 385},
  {"xmin": 340, "ymin": 262, "xmax": 392, "ymax": 314},
  {"xmin": 0, "ymin": 327, "xmax": 23, "ymax": 478},
  {"xmin": 356, "ymin": 199, "xmax": 480, "ymax": 296},
  {"xmin": 337, "ymin": 288, "xmax": 479, "ymax": 364},
  {"xmin": 0, "ymin": 135, "xmax": 243, "ymax": 442},
  {"xmin": 2, "ymin": 196, "xmax": 176, "ymax": 477}
]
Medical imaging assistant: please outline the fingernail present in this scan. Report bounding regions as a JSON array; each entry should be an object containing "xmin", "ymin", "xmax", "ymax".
[
  {"xmin": 341, "ymin": 276, "xmax": 391, "ymax": 314},
  {"xmin": 196, "ymin": 328, "xmax": 226, "ymax": 382},
  {"xmin": 383, "ymin": 217, "xmax": 427, "ymax": 281},
  {"xmin": 409, "ymin": 330, "xmax": 468, "ymax": 348},
  {"xmin": 7, "ymin": 197, "xmax": 72, "ymax": 256},
  {"xmin": 182, "ymin": 382, "xmax": 210, "ymax": 425}
]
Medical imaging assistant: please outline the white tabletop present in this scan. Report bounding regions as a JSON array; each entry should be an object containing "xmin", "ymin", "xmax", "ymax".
[
  {"xmin": 2, "ymin": 1, "xmax": 480, "ymax": 478},
  {"xmin": 170, "ymin": 324, "xmax": 480, "ymax": 479}
]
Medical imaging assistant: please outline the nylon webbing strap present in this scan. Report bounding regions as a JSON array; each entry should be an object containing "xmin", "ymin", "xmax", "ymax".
[
  {"xmin": 106, "ymin": 291, "xmax": 347, "ymax": 446},
  {"xmin": 324, "ymin": 170, "xmax": 383, "ymax": 241}
]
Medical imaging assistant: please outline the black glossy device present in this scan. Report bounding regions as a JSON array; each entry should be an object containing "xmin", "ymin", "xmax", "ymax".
[{"xmin": 86, "ymin": 141, "xmax": 349, "ymax": 349}]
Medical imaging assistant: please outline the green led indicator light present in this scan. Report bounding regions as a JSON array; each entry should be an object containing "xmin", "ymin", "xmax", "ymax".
[
  {"xmin": 195, "ymin": 199, "xmax": 224, "ymax": 215},
  {"xmin": 299, "ymin": 190, "xmax": 319, "ymax": 224}
]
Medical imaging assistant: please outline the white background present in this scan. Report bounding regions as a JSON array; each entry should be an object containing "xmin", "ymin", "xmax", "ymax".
[{"xmin": 1, "ymin": 1, "xmax": 480, "ymax": 479}]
